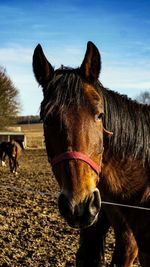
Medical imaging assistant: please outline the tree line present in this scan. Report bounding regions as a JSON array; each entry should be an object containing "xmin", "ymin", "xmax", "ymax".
[
  {"xmin": 0, "ymin": 67, "xmax": 19, "ymax": 130},
  {"xmin": 17, "ymin": 115, "xmax": 40, "ymax": 124},
  {"xmin": 0, "ymin": 65, "xmax": 149, "ymax": 129}
]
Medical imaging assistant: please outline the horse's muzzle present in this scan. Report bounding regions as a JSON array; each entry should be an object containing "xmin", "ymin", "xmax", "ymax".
[{"xmin": 58, "ymin": 188, "xmax": 101, "ymax": 229}]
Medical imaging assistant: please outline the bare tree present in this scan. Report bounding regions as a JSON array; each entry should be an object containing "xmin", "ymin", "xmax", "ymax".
[
  {"xmin": 0, "ymin": 67, "xmax": 20, "ymax": 130},
  {"xmin": 136, "ymin": 91, "xmax": 150, "ymax": 105}
]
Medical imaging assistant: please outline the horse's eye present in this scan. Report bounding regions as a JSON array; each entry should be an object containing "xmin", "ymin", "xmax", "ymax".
[
  {"xmin": 96, "ymin": 113, "xmax": 104, "ymax": 121},
  {"xmin": 95, "ymin": 113, "xmax": 104, "ymax": 122}
]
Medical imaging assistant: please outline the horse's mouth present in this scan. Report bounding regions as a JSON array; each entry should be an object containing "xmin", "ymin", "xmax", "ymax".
[
  {"xmin": 58, "ymin": 190, "xmax": 101, "ymax": 229},
  {"xmin": 65, "ymin": 212, "xmax": 99, "ymax": 229}
]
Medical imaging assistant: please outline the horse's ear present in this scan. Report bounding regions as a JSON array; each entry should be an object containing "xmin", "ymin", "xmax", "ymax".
[
  {"xmin": 80, "ymin": 41, "xmax": 101, "ymax": 83},
  {"xmin": 33, "ymin": 44, "xmax": 54, "ymax": 87}
]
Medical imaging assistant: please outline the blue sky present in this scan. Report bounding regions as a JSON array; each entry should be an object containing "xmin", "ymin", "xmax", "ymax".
[{"xmin": 0, "ymin": 0, "xmax": 150, "ymax": 115}]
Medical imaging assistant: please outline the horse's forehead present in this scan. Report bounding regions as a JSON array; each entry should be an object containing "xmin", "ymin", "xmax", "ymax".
[{"xmin": 42, "ymin": 70, "xmax": 104, "ymax": 123}]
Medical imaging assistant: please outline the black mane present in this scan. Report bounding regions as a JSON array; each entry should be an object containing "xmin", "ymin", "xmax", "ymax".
[
  {"xmin": 99, "ymin": 83, "xmax": 150, "ymax": 166},
  {"xmin": 40, "ymin": 68, "xmax": 86, "ymax": 119}
]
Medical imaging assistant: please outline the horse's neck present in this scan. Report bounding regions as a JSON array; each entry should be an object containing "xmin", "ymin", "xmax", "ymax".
[{"xmin": 102, "ymin": 150, "xmax": 148, "ymax": 200}]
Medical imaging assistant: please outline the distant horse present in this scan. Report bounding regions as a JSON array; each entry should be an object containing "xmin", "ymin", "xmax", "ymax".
[
  {"xmin": 0, "ymin": 140, "xmax": 23, "ymax": 174},
  {"xmin": 0, "ymin": 141, "xmax": 8, "ymax": 166},
  {"xmin": 33, "ymin": 42, "xmax": 149, "ymax": 266}
]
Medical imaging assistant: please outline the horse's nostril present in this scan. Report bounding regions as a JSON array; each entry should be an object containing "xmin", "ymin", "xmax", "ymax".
[
  {"xmin": 89, "ymin": 189, "xmax": 101, "ymax": 216},
  {"xmin": 58, "ymin": 193, "xmax": 73, "ymax": 219}
]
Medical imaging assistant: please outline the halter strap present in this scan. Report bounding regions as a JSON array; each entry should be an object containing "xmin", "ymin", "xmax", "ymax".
[{"xmin": 49, "ymin": 151, "xmax": 101, "ymax": 175}]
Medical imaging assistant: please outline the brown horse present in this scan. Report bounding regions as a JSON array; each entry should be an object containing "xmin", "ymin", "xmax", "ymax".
[
  {"xmin": 0, "ymin": 140, "xmax": 23, "ymax": 174},
  {"xmin": 32, "ymin": 42, "xmax": 149, "ymax": 266}
]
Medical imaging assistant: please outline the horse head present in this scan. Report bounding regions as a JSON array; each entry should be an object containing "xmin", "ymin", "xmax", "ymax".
[{"xmin": 33, "ymin": 42, "xmax": 106, "ymax": 229}]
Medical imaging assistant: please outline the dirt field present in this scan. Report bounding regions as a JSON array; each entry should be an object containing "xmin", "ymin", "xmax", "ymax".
[{"xmin": 0, "ymin": 150, "xmax": 140, "ymax": 266}]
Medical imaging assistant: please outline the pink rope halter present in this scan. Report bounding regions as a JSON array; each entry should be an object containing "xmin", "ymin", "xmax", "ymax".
[{"xmin": 49, "ymin": 151, "xmax": 101, "ymax": 176}]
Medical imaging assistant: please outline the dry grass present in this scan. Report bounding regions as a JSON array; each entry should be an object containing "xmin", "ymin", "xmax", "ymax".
[{"xmin": 18, "ymin": 123, "xmax": 44, "ymax": 148}]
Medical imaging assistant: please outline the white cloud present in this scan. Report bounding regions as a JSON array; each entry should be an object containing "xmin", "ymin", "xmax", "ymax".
[
  {"xmin": 0, "ymin": 47, "xmax": 32, "ymax": 64},
  {"xmin": 101, "ymin": 56, "xmax": 150, "ymax": 92}
]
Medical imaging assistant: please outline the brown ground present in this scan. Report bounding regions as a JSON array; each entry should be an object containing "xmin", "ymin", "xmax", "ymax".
[{"xmin": 0, "ymin": 150, "xmax": 140, "ymax": 267}]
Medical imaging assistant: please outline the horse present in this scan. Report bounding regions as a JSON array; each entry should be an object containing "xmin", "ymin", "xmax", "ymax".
[
  {"xmin": 0, "ymin": 140, "xmax": 23, "ymax": 174},
  {"xmin": 0, "ymin": 141, "xmax": 8, "ymax": 166},
  {"xmin": 32, "ymin": 41, "xmax": 149, "ymax": 266}
]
